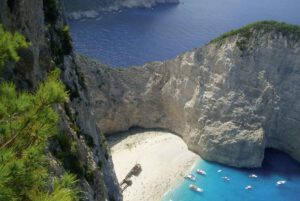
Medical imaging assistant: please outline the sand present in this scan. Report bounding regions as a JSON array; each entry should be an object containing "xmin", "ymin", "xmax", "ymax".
[{"xmin": 107, "ymin": 130, "xmax": 200, "ymax": 201}]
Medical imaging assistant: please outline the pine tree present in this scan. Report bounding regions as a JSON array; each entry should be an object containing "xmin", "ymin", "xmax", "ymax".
[
  {"xmin": 0, "ymin": 25, "xmax": 28, "ymax": 70},
  {"xmin": 0, "ymin": 25, "xmax": 78, "ymax": 201}
]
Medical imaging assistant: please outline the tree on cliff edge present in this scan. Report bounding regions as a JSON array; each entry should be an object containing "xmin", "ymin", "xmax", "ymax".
[{"xmin": 0, "ymin": 25, "xmax": 78, "ymax": 201}]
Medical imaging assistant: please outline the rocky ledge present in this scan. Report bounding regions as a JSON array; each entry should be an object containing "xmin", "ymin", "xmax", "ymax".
[{"xmin": 77, "ymin": 21, "xmax": 300, "ymax": 168}]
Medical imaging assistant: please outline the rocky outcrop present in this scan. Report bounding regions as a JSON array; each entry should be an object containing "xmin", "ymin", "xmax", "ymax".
[
  {"xmin": 63, "ymin": 0, "xmax": 179, "ymax": 20},
  {"xmin": 0, "ymin": 0, "xmax": 122, "ymax": 200},
  {"xmin": 78, "ymin": 22, "xmax": 300, "ymax": 168}
]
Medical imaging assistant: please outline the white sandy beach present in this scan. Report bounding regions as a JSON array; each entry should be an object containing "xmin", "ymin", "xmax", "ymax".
[{"xmin": 108, "ymin": 130, "xmax": 200, "ymax": 201}]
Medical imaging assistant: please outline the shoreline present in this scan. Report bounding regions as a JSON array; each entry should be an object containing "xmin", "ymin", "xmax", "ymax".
[{"xmin": 107, "ymin": 130, "xmax": 200, "ymax": 201}]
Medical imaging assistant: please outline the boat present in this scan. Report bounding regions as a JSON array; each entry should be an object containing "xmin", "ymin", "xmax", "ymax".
[
  {"xmin": 249, "ymin": 174, "xmax": 258, "ymax": 178},
  {"xmin": 189, "ymin": 184, "xmax": 203, "ymax": 193},
  {"xmin": 276, "ymin": 180, "xmax": 286, "ymax": 186},
  {"xmin": 217, "ymin": 169, "xmax": 222, "ymax": 173},
  {"xmin": 222, "ymin": 176, "xmax": 230, "ymax": 181},
  {"xmin": 245, "ymin": 185, "xmax": 252, "ymax": 190},
  {"xmin": 196, "ymin": 169, "xmax": 207, "ymax": 176},
  {"xmin": 184, "ymin": 174, "xmax": 196, "ymax": 181}
]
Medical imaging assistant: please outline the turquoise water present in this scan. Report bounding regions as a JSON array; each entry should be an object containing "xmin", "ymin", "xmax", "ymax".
[
  {"xmin": 69, "ymin": 0, "xmax": 300, "ymax": 67},
  {"xmin": 162, "ymin": 149, "xmax": 300, "ymax": 201}
]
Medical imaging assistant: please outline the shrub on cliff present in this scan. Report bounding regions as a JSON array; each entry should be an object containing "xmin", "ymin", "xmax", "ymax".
[
  {"xmin": 0, "ymin": 25, "xmax": 78, "ymax": 201},
  {"xmin": 0, "ymin": 25, "xmax": 28, "ymax": 71},
  {"xmin": 210, "ymin": 20, "xmax": 300, "ymax": 44},
  {"xmin": 58, "ymin": 25, "xmax": 73, "ymax": 55}
]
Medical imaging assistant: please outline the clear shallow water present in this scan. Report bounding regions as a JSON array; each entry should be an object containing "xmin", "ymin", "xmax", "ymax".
[
  {"xmin": 162, "ymin": 149, "xmax": 300, "ymax": 201},
  {"xmin": 69, "ymin": 0, "xmax": 300, "ymax": 67}
]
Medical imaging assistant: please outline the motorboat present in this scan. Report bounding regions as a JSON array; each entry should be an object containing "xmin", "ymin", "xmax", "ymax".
[
  {"xmin": 222, "ymin": 176, "xmax": 230, "ymax": 181},
  {"xmin": 217, "ymin": 169, "xmax": 222, "ymax": 173},
  {"xmin": 245, "ymin": 185, "xmax": 252, "ymax": 190},
  {"xmin": 196, "ymin": 169, "xmax": 207, "ymax": 176},
  {"xmin": 249, "ymin": 174, "xmax": 258, "ymax": 178},
  {"xmin": 276, "ymin": 180, "xmax": 286, "ymax": 186},
  {"xmin": 184, "ymin": 174, "xmax": 196, "ymax": 181},
  {"xmin": 189, "ymin": 184, "xmax": 203, "ymax": 193}
]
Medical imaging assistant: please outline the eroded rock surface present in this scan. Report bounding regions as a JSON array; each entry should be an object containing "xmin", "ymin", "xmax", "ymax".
[{"xmin": 78, "ymin": 28, "xmax": 300, "ymax": 167}]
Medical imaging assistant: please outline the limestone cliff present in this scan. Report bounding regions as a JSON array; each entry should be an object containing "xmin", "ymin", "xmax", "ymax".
[
  {"xmin": 0, "ymin": 0, "xmax": 122, "ymax": 200},
  {"xmin": 77, "ymin": 21, "xmax": 300, "ymax": 168}
]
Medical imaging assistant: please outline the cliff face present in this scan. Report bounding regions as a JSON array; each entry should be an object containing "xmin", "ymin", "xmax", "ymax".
[
  {"xmin": 0, "ymin": 0, "xmax": 122, "ymax": 200},
  {"xmin": 78, "ymin": 24, "xmax": 300, "ymax": 167}
]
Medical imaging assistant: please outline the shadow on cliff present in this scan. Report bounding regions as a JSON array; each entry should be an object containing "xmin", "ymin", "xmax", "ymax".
[{"xmin": 106, "ymin": 126, "xmax": 180, "ymax": 148}]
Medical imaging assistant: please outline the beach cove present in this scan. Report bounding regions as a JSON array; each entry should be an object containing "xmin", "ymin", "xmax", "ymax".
[
  {"xmin": 107, "ymin": 130, "xmax": 200, "ymax": 201},
  {"xmin": 109, "ymin": 130, "xmax": 300, "ymax": 201}
]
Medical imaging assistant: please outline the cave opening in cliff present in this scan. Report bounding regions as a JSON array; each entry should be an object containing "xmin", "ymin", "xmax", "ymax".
[{"xmin": 259, "ymin": 148, "xmax": 300, "ymax": 181}]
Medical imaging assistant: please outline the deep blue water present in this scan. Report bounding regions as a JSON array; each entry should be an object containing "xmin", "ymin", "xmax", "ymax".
[
  {"xmin": 69, "ymin": 0, "xmax": 300, "ymax": 67},
  {"xmin": 162, "ymin": 149, "xmax": 300, "ymax": 201}
]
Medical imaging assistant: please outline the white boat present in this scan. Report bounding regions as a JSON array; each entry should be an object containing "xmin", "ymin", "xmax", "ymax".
[
  {"xmin": 276, "ymin": 180, "xmax": 286, "ymax": 186},
  {"xmin": 217, "ymin": 169, "xmax": 222, "ymax": 173},
  {"xmin": 249, "ymin": 174, "xmax": 258, "ymax": 178},
  {"xmin": 184, "ymin": 174, "xmax": 196, "ymax": 181},
  {"xmin": 222, "ymin": 176, "xmax": 230, "ymax": 181},
  {"xmin": 189, "ymin": 184, "xmax": 203, "ymax": 193},
  {"xmin": 196, "ymin": 169, "xmax": 207, "ymax": 176},
  {"xmin": 245, "ymin": 185, "xmax": 252, "ymax": 190}
]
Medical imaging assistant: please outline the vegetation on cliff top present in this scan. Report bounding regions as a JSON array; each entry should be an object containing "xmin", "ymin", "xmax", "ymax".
[
  {"xmin": 210, "ymin": 21, "xmax": 300, "ymax": 44},
  {"xmin": 0, "ymin": 26, "xmax": 78, "ymax": 201}
]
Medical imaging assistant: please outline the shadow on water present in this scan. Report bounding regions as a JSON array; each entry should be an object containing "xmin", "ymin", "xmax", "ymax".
[
  {"xmin": 203, "ymin": 148, "xmax": 300, "ymax": 179},
  {"xmin": 257, "ymin": 149, "xmax": 300, "ymax": 178}
]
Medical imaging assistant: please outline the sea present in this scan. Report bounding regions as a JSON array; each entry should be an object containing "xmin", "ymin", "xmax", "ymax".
[
  {"xmin": 162, "ymin": 149, "xmax": 300, "ymax": 201},
  {"xmin": 69, "ymin": 0, "xmax": 300, "ymax": 67},
  {"xmin": 68, "ymin": 0, "xmax": 300, "ymax": 200}
]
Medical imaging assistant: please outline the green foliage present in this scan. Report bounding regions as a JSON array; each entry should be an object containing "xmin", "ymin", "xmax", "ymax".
[
  {"xmin": 83, "ymin": 133, "xmax": 94, "ymax": 148},
  {"xmin": 0, "ymin": 70, "xmax": 78, "ymax": 201},
  {"xmin": 44, "ymin": 1, "xmax": 74, "ymax": 64},
  {"xmin": 99, "ymin": 134, "xmax": 109, "ymax": 160},
  {"xmin": 0, "ymin": 25, "xmax": 77, "ymax": 201},
  {"xmin": 47, "ymin": 25, "xmax": 73, "ymax": 65},
  {"xmin": 43, "ymin": 0, "xmax": 73, "ymax": 64},
  {"xmin": 52, "ymin": 133, "xmax": 95, "ymax": 184},
  {"xmin": 0, "ymin": 25, "xmax": 28, "ymax": 71},
  {"xmin": 210, "ymin": 21, "xmax": 300, "ymax": 45},
  {"xmin": 43, "ymin": 0, "xmax": 60, "ymax": 25},
  {"xmin": 52, "ymin": 133, "xmax": 84, "ymax": 176},
  {"xmin": 28, "ymin": 173, "xmax": 78, "ymax": 201},
  {"xmin": 58, "ymin": 26, "xmax": 73, "ymax": 55}
]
